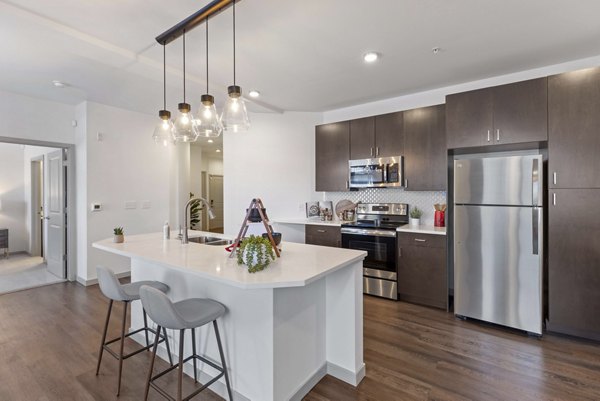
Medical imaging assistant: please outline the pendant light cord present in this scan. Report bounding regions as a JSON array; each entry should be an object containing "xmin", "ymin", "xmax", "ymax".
[
  {"xmin": 163, "ymin": 44, "xmax": 166, "ymax": 110},
  {"xmin": 206, "ymin": 18, "xmax": 209, "ymax": 94},
  {"xmin": 233, "ymin": 0, "xmax": 236, "ymax": 86},
  {"xmin": 183, "ymin": 31, "xmax": 186, "ymax": 103}
]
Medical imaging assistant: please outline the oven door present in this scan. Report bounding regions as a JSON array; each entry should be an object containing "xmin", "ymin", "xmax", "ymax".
[{"xmin": 341, "ymin": 228, "xmax": 397, "ymax": 278}]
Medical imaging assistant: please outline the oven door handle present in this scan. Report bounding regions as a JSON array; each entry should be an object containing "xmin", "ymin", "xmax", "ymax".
[{"xmin": 340, "ymin": 227, "xmax": 397, "ymax": 237}]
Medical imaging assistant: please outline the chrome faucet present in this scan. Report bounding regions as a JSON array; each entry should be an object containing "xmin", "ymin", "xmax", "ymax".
[{"xmin": 182, "ymin": 196, "xmax": 216, "ymax": 244}]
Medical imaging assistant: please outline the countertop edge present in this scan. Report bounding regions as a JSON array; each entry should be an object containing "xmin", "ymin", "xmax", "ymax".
[{"xmin": 396, "ymin": 225, "xmax": 447, "ymax": 236}]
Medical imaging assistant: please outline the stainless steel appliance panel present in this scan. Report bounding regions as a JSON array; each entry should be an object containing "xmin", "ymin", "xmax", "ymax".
[
  {"xmin": 364, "ymin": 276, "xmax": 397, "ymax": 300},
  {"xmin": 454, "ymin": 155, "xmax": 543, "ymax": 206},
  {"xmin": 454, "ymin": 204, "xmax": 543, "ymax": 334},
  {"xmin": 349, "ymin": 156, "xmax": 403, "ymax": 188}
]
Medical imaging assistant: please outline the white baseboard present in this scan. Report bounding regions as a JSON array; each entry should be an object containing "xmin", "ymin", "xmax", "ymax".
[
  {"xmin": 327, "ymin": 361, "xmax": 366, "ymax": 386},
  {"xmin": 77, "ymin": 270, "xmax": 131, "ymax": 286},
  {"xmin": 289, "ymin": 363, "xmax": 327, "ymax": 401}
]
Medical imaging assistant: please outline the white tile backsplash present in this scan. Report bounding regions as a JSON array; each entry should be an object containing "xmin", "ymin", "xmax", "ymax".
[{"xmin": 320, "ymin": 188, "xmax": 446, "ymax": 224}]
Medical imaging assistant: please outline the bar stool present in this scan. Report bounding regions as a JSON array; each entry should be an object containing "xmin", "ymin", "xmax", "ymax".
[
  {"xmin": 139, "ymin": 285, "xmax": 233, "ymax": 401},
  {"xmin": 95, "ymin": 266, "xmax": 174, "ymax": 396}
]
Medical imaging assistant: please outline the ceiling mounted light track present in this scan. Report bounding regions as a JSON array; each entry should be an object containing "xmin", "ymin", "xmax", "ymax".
[{"xmin": 153, "ymin": 0, "xmax": 248, "ymax": 144}]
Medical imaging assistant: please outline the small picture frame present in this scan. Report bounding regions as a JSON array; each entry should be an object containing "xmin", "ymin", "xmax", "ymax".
[
  {"xmin": 319, "ymin": 201, "xmax": 333, "ymax": 213},
  {"xmin": 306, "ymin": 201, "xmax": 320, "ymax": 218}
]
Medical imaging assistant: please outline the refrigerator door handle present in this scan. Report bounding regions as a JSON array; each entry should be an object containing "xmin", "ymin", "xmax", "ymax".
[
  {"xmin": 532, "ymin": 158, "xmax": 540, "ymax": 206},
  {"xmin": 532, "ymin": 207, "xmax": 539, "ymax": 255}
]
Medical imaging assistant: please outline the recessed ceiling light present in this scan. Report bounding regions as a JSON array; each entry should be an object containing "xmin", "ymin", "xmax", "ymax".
[
  {"xmin": 216, "ymin": 149, "xmax": 221, "ymax": 153},
  {"xmin": 207, "ymin": 139, "xmax": 214, "ymax": 143},
  {"xmin": 248, "ymin": 90, "xmax": 260, "ymax": 98},
  {"xmin": 363, "ymin": 52, "xmax": 379, "ymax": 63},
  {"xmin": 52, "ymin": 80, "xmax": 68, "ymax": 88},
  {"xmin": 432, "ymin": 47, "xmax": 441, "ymax": 54}
]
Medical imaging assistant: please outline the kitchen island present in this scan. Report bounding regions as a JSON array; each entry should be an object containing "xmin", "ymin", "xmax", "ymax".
[{"xmin": 93, "ymin": 232, "xmax": 366, "ymax": 401}]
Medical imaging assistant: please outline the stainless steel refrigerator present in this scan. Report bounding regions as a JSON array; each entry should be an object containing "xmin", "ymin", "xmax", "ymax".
[{"xmin": 453, "ymin": 154, "xmax": 543, "ymax": 335}]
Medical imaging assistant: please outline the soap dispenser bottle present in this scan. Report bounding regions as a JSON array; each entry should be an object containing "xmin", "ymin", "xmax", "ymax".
[{"xmin": 163, "ymin": 221, "xmax": 170, "ymax": 240}]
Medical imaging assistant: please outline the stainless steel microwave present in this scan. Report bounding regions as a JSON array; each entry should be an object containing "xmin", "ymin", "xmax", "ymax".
[{"xmin": 348, "ymin": 156, "xmax": 403, "ymax": 189}]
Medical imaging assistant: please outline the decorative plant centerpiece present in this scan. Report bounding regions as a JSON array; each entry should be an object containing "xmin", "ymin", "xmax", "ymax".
[
  {"xmin": 113, "ymin": 227, "xmax": 124, "ymax": 243},
  {"xmin": 237, "ymin": 235, "xmax": 275, "ymax": 273},
  {"xmin": 409, "ymin": 207, "xmax": 422, "ymax": 227}
]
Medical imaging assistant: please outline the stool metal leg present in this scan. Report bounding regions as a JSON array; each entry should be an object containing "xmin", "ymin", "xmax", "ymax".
[
  {"xmin": 191, "ymin": 328, "xmax": 198, "ymax": 383},
  {"xmin": 142, "ymin": 308, "xmax": 150, "ymax": 348},
  {"xmin": 96, "ymin": 299, "xmax": 113, "ymax": 375},
  {"xmin": 144, "ymin": 325, "xmax": 162, "ymax": 401},
  {"xmin": 163, "ymin": 327, "xmax": 173, "ymax": 366},
  {"xmin": 214, "ymin": 320, "xmax": 233, "ymax": 401},
  {"xmin": 116, "ymin": 301, "xmax": 128, "ymax": 396},
  {"xmin": 177, "ymin": 329, "xmax": 185, "ymax": 401}
]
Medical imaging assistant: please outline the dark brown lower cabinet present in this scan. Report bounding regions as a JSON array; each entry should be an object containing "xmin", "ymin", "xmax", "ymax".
[
  {"xmin": 397, "ymin": 233, "xmax": 447, "ymax": 309},
  {"xmin": 305, "ymin": 224, "xmax": 341, "ymax": 247},
  {"xmin": 548, "ymin": 189, "xmax": 600, "ymax": 341}
]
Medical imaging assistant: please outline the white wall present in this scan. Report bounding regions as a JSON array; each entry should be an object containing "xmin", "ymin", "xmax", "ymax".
[
  {"xmin": 0, "ymin": 143, "xmax": 27, "ymax": 252},
  {"xmin": 78, "ymin": 102, "xmax": 172, "ymax": 282},
  {"xmin": 0, "ymin": 90, "xmax": 75, "ymax": 144},
  {"xmin": 223, "ymin": 112, "xmax": 322, "ymax": 236}
]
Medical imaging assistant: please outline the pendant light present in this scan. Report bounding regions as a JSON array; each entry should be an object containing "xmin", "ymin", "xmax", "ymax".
[
  {"xmin": 172, "ymin": 31, "xmax": 199, "ymax": 142},
  {"xmin": 152, "ymin": 44, "xmax": 174, "ymax": 146},
  {"xmin": 221, "ymin": 0, "xmax": 250, "ymax": 132},
  {"xmin": 195, "ymin": 17, "xmax": 222, "ymax": 138}
]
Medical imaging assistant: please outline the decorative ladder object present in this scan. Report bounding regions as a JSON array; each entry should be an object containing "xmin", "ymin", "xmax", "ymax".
[{"xmin": 228, "ymin": 198, "xmax": 281, "ymax": 259}]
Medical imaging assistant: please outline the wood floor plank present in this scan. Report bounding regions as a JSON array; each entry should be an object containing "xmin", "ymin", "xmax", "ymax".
[{"xmin": 1, "ymin": 282, "xmax": 600, "ymax": 401}]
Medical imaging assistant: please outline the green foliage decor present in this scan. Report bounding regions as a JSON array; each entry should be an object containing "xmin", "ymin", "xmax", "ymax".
[
  {"xmin": 409, "ymin": 207, "xmax": 423, "ymax": 219},
  {"xmin": 113, "ymin": 227, "xmax": 124, "ymax": 235},
  {"xmin": 189, "ymin": 192, "xmax": 201, "ymax": 229},
  {"xmin": 237, "ymin": 235, "xmax": 276, "ymax": 273}
]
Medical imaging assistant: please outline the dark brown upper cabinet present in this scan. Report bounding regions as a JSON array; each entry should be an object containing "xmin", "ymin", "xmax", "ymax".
[
  {"xmin": 374, "ymin": 112, "xmax": 404, "ymax": 157},
  {"xmin": 349, "ymin": 117, "xmax": 375, "ymax": 159},
  {"xmin": 315, "ymin": 122, "xmax": 350, "ymax": 192},
  {"xmin": 404, "ymin": 104, "xmax": 446, "ymax": 191},
  {"xmin": 446, "ymin": 77, "xmax": 548, "ymax": 149},
  {"xmin": 349, "ymin": 112, "xmax": 404, "ymax": 159},
  {"xmin": 549, "ymin": 67, "xmax": 600, "ymax": 189}
]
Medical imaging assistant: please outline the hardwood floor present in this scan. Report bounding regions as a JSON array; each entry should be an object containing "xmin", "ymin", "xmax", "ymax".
[{"xmin": 1, "ymin": 283, "xmax": 599, "ymax": 401}]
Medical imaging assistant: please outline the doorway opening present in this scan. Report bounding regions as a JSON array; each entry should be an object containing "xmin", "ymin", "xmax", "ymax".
[
  {"xmin": 191, "ymin": 138, "xmax": 224, "ymax": 234},
  {"xmin": 0, "ymin": 138, "xmax": 75, "ymax": 295}
]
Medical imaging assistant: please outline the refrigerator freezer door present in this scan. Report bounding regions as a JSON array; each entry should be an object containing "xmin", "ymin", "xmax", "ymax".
[
  {"xmin": 454, "ymin": 155, "xmax": 543, "ymax": 206},
  {"xmin": 454, "ymin": 204, "xmax": 543, "ymax": 334}
]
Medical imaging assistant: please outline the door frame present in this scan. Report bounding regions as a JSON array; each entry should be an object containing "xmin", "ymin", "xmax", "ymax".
[
  {"xmin": 30, "ymin": 155, "xmax": 44, "ymax": 259},
  {"xmin": 0, "ymin": 136, "xmax": 76, "ymax": 282}
]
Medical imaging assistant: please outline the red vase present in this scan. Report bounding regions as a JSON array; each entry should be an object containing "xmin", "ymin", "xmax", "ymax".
[{"xmin": 434, "ymin": 210, "xmax": 445, "ymax": 227}]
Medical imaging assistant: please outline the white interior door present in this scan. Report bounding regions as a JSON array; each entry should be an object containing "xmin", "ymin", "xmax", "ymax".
[
  {"xmin": 208, "ymin": 175, "xmax": 224, "ymax": 232},
  {"xmin": 45, "ymin": 150, "xmax": 66, "ymax": 279}
]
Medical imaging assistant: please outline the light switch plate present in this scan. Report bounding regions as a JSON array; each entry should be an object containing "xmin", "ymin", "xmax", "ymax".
[
  {"xmin": 141, "ymin": 200, "xmax": 151, "ymax": 209},
  {"xmin": 90, "ymin": 203, "xmax": 102, "ymax": 212},
  {"xmin": 125, "ymin": 201, "xmax": 137, "ymax": 209}
]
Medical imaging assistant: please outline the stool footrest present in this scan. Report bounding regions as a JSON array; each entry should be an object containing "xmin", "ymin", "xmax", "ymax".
[
  {"xmin": 149, "ymin": 353, "xmax": 226, "ymax": 401},
  {"xmin": 103, "ymin": 327, "xmax": 167, "ymax": 361}
]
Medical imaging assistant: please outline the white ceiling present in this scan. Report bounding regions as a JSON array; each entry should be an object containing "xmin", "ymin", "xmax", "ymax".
[{"xmin": 2, "ymin": 0, "xmax": 600, "ymax": 115}]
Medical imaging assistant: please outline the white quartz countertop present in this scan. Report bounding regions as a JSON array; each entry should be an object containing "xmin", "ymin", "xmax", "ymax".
[
  {"xmin": 273, "ymin": 217, "xmax": 352, "ymax": 227},
  {"xmin": 92, "ymin": 232, "xmax": 366, "ymax": 289},
  {"xmin": 396, "ymin": 225, "xmax": 447, "ymax": 235}
]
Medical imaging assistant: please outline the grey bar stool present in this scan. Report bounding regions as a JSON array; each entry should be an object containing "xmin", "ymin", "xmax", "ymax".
[
  {"xmin": 96, "ymin": 266, "xmax": 174, "ymax": 396},
  {"xmin": 140, "ymin": 285, "xmax": 233, "ymax": 401}
]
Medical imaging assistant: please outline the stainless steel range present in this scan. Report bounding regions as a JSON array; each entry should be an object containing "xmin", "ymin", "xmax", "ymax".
[{"xmin": 341, "ymin": 203, "xmax": 408, "ymax": 300}]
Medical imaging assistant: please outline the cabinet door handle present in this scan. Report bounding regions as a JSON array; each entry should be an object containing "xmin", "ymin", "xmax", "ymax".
[
  {"xmin": 414, "ymin": 238, "xmax": 427, "ymax": 242},
  {"xmin": 553, "ymin": 172, "xmax": 557, "ymax": 185},
  {"xmin": 376, "ymin": 147, "xmax": 379, "ymax": 156},
  {"xmin": 404, "ymin": 178, "xmax": 408, "ymax": 187},
  {"xmin": 370, "ymin": 147, "xmax": 373, "ymax": 157},
  {"xmin": 398, "ymin": 247, "xmax": 402, "ymax": 257},
  {"xmin": 552, "ymin": 193, "xmax": 556, "ymax": 206},
  {"xmin": 317, "ymin": 229, "xmax": 326, "ymax": 233},
  {"xmin": 496, "ymin": 129, "xmax": 500, "ymax": 141},
  {"xmin": 487, "ymin": 130, "xmax": 491, "ymax": 142}
]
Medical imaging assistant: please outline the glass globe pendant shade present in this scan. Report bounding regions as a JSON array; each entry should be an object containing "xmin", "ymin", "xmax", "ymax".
[
  {"xmin": 152, "ymin": 110, "xmax": 174, "ymax": 147},
  {"xmin": 195, "ymin": 95, "xmax": 223, "ymax": 138},
  {"xmin": 221, "ymin": 85, "xmax": 250, "ymax": 132},
  {"xmin": 172, "ymin": 102, "xmax": 199, "ymax": 142}
]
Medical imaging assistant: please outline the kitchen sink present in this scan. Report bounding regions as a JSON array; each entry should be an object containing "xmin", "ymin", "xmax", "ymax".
[{"xmin": 188, "ymin": 236, "xmax": 233, "ymax": 246}]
